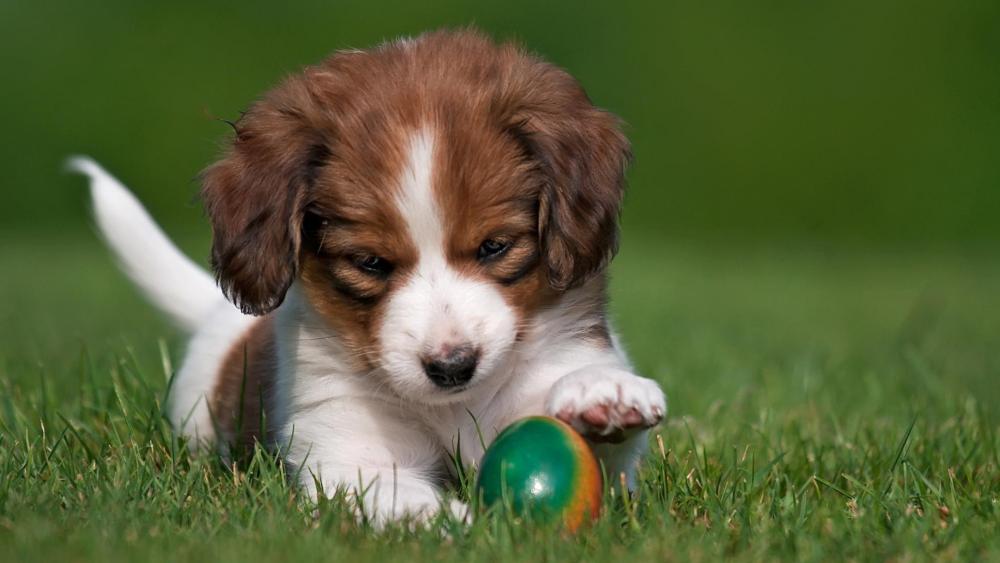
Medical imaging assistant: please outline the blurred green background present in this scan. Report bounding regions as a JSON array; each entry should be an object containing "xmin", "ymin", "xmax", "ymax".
[
  {"xmin": 1, "ymin": 0, "xmax": 998, "ymax": 382},
  {"xmin": 2, "ymin": 4, "xmax": 1000, "ymax": 558},
  {"xmin": 2, "ymin": 0, "xmax": 999, "ymax": 244}
]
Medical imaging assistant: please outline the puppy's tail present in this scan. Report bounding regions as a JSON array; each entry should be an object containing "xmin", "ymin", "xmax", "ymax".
[{"xmin": 68, "ymin": 156, "xmax": 224, "ymax": 333}]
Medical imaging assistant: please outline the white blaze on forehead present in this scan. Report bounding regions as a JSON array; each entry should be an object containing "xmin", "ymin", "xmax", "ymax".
[
  {"xmin": 379, "ymin": 127, "xmax": 518, "ymax": 403},
  {"xmin": 395, "ymin": 128, "xmax": 445, "ymax": 262}
]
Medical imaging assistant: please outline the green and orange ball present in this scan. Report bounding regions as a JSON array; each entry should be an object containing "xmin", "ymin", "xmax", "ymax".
[{"xmin": 475, "ymin": 416, "xmax": 602, "ymax": 532}]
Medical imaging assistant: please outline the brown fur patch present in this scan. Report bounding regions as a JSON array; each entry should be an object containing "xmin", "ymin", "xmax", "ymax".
[{"xmin": 210, "ymin": 317, "xmax": 278, "ymax": 449}]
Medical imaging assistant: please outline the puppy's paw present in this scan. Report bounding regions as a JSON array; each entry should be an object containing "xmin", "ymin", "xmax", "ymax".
[
  {"xmin": 355, "ymin": 480, "xmax": 463, "ymax": 529},
  {"xmin": 444, "ymin": 498, "xmax": 470, "ymax": 524},
  {"xmin": 545, "ymin": 368, "xmax": 666, "ymax": 443}
]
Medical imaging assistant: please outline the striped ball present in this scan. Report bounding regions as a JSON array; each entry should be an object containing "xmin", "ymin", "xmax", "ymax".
[{"xmin": 476, "ymin": 416, "xmax": 602, "ymax": 532}]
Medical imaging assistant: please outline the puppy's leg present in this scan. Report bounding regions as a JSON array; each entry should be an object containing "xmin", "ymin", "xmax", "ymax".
[
  {"xmin": 283, "ymin": 399, "xmax": 464, "ymax": 526},
  {"xmin": 493, "ymin": 337, "xmax": 666, "ymax": 490},
  {"xmin": 544, "ymin": 365, "xmax": 666, "ymax": 490}
]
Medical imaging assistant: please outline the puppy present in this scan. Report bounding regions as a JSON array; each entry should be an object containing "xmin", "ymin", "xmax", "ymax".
[{"xmin": 73, "ymin": 29, "xmax": 666, "ymax": 524}]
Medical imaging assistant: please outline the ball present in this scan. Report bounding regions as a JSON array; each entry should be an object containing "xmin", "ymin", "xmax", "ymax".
[{"xmin": 475, "ymin": 416, "xmax": 602, "ymax": 531}]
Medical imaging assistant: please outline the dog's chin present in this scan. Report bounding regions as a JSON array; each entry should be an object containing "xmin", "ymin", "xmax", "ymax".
[
  {"xmin": 387, "ymin": 376, "xmax": 485, "ymax": 407},
  {"xmin": 379, "ymin": 363, "xmax": 503, "ymax": 407},
  {"xmin": 416, "ymin": 386, "xmax": 479, "ymax": 406}
]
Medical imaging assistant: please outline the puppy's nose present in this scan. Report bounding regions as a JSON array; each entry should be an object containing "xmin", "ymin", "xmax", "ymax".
[{"xmin": 421, "ymin": 345, "xmax": 479, "ymax": 388}]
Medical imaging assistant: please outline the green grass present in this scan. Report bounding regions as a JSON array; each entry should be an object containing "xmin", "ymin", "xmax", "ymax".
[{"xmin": 2, "ymin": 234, "xmax": 999, "ymax": 561}]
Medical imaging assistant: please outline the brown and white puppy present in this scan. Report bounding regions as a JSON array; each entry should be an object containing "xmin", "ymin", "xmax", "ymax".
[{"xmin": 73, "ymin": 30, "xmax": 666, "ymax": 524}]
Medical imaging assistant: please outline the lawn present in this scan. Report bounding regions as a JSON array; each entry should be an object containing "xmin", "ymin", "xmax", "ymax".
[
  {"xmin": 1, "ymin": 233, "xmax": 998, "ymax": 561},
  {"xmin": 3, "ymin": 0, "xmax": 999, "ymax": 559}
]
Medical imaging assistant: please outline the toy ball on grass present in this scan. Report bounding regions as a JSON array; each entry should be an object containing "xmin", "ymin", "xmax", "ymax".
[{"xmin": 475, "ymin": 416, "xmax": 602, "ymax": 532}]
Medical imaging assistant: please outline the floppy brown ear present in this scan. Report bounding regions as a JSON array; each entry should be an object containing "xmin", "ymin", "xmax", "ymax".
[
  {"xmin": 201, "ymin": 74, "xmax": 332, "ymax": 315},
  {"xmin": 502, "ymin": 64, "xmax": 632, "ymax": 292}
]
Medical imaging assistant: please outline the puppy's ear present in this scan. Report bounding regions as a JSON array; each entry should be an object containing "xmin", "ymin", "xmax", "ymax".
[
  {"xmin": 503, "ymin": 64, "xmax": 632, "ymax": 292},
  {"xmin": 202, "ymin": 74, "xmax": 332, "ymax": 315}
]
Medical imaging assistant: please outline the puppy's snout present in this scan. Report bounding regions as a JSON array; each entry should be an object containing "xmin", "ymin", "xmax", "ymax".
[{"xmin": 421, "ymin": 344, "xmax": 479, "ymax": 388}]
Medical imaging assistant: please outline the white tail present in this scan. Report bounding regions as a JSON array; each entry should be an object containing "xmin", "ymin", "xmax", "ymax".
[{"xmin": 68, "ymin": 157, "xmax": 224, "ymax": 332}]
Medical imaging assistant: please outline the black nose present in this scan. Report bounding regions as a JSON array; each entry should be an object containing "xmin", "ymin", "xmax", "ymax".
[{"xmin": 422, "ymin": 345, "xmax": 479, "ymax": 388}]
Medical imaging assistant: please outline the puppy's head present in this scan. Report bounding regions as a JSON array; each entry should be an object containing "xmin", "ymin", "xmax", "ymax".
[{"xmin": 202, "ymin": 31, "xmax": 630, "ymax": 404}]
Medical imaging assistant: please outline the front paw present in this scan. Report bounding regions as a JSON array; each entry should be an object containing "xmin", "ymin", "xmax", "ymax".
[
  {"xmin": 357, "ymin": 486, "xmax": 467, "ymax": 529},
  {"xmin": 545, "ymin": 368, "xmax": 666, "ymax": 443},
  {"xmin": 321, "ymin": 474, "xmax": 466, "ymax": 529}
]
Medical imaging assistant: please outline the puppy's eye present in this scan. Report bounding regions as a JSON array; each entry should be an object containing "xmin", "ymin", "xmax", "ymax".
[
  {"xmin": 477, "ymin": 238, "xmax": 511, "ymax": 261},
  {"xmin": 353, "ymin": 255, "xmax": 393, "ymax": 277}
]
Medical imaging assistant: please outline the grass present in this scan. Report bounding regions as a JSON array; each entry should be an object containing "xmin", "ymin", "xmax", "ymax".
[{"xmin": 1, "ymin": 233, "xmax": 999, "ymax": 561}]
